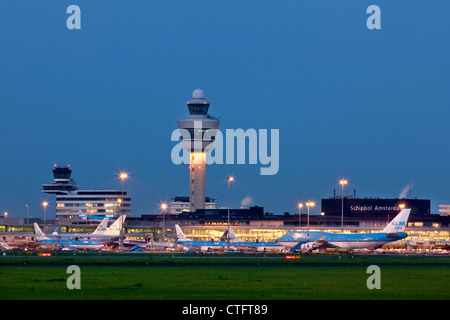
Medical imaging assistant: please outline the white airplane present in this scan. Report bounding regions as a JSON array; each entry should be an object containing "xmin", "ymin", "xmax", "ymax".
[
  {"xmin": 175, "ymin": 224, "xmax": 236, "ymax": 252},
  {"xmin": 277, "ymin": 209, "xmax": 412, "ymax": 252},
  {"xmin": 46, "ymin": 218, "xmax": 110, "ymax": 239},
  {"xmin": 33, "ymin": 223, "xmax": 105, "ymax": 250},
  {"xmin": 37, "ymin": 215, "xmax": 126, "ymax": 243},
  {"xmin": 221, "ymin": 228, "xmax": 286, "ymax": 253},
  {"xmin": 93, "ymin": 215, "xmax": 126, "ymax": 238}
]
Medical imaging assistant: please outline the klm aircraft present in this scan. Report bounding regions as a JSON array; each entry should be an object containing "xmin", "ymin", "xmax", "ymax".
[
  {"xmin": 79, "ymin": 210, "xmax": 117, "ymax": 221},
  {"xmin": 220, "ymin": 228, "xmax": 286, "ymax": 252},
  {"xmin": 43, "ymin": 217, "xmax": 110, "ymax": 239},
  {"xmin": 33, "ymin": 223, "xmax": 105, "ymax": 250},
  {"xmin": 51, "ymin": 215, "xmax": 126, "ymax": 240},
  {"xmin": 92, "ymin": 215, "xmax": 127, "ymax": 239},
  {"xmin": 175, "ymin": 224, "xmax": 236, "ymax": 252},
  {"xmin": 277, "ymin": 208, "xmax": 411, "ymax": 252}
]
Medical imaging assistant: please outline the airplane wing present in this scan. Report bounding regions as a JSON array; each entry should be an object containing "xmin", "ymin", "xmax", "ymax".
[
  {"xmin": 301, "ymin": 236, "xmax": 336, "ymax": 251},
  {"xmin": 313, "ymin": 237, "xmax": 336, "ymax": 248},
  {"xmin": 386, "ymin": 233, "xmax": 404, "ymax": 239}
]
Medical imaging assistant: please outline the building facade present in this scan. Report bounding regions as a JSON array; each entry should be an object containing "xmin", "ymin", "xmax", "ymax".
[
  {"xmin": 170, "ymin": 196, "xmax": 218, "ymax": 215},
  {"xmin": 55, "ymin": 190, "xmax": 131, "ymax": 219},
  {"xmin": 321, "ymin": 197, "xmax": 431, "ymax": 218},
  {"xmin": 42, "ymin": 165, "xmax": 131, "ymax": 220},
  {"xmin": 439, "ymin": 205, "xmax": 450, "ymax": 216}
]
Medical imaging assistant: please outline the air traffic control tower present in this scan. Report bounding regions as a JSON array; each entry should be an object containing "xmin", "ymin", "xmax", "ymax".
[{"xmin": 177, "ymin": 89, "xmax": 220, "ymax": 211}]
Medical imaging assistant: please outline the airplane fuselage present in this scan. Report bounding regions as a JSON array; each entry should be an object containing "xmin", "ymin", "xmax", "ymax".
[
  {"xmin": 177, "ymin": 240, "xmax": 232, "ymax": 252},
  {"xmin": 232, "ymin": 241, "xmax": 285, "ymax": 252},
  {"xmin": 277, "ymin": 231, "xmax": 408, "ymax": 250},
  {"xmin": 37, "ymin": 239, "xmax": 105, "ymax": 250}
]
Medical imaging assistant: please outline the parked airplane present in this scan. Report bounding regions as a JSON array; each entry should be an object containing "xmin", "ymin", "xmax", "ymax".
[
  {"xmin": 1, "ymin": 234, "xmax": 38, "ymax": 250},
  {"xmin": 45, "ymin": 217, "xmax": 110, "ymax": 239},
  {"xmin": 175, "ymin": 224, "xmax": 236, "ymax": 252},
  {"xmin": 220, "ymin": 228, "xmax": 286, "ymax": 252},
  {"xmin": 33, "ymin": 223, "xmax": 105, "ymax": 250},
  {"xmin": 277, "ymin": 209, "xmax": 411, "ymax": 252},
  {"xmin": 79, "ymin": 211, "xmax": 117, "ymax": 221},
  {"xmin": 49, "ymin": 215, "xmax": 126, "ymax": 242},
  {"xmin": 93, "ymin": 215, "xmax": 126, "ymax": 238}
]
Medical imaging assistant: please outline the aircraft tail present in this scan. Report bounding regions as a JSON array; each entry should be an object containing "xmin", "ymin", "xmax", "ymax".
[
  {"xmin": 52, "ymin": 227, "xmax": 62, "ymax": 235},
  {"xmin": 34, "ymin": 223, "xmax": 50, "ymax": 240},
  {"xmin": 175, "ymin": 224, "xmax": 192, "ymax": 241},
  {"xmin": 382, "ymin": 209, "xmax": 411, "ymax": 233},
  {"xmin": 92, "ymin": 217, "xmax": 109, "ymax": 235},
  {"xmin": 78, "ymin": 210, "xmax": 87, "ymax": 220},
  {"xmin": 220, "ymin": 227, "xmax": 240, "ymax": 243},
  {"xmin": 102, "ymin": 215, "xmax": 126, "ymax": 236}
]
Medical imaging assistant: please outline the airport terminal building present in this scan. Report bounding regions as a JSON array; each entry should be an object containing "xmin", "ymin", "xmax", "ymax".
[
  {"xmin": 119, "ymin": 197, "xmax": 450, "ymax": 247},
  {"xmin": 42, "ymin": 165, "xmax": 131, "ymax": 220},
  {"xmin": 2, "ymin": 184, "xmax": 449, "ymax": 250},
  {"xmin": 320, "ymin": 197, "xmax": 434, "ymax": 228}
]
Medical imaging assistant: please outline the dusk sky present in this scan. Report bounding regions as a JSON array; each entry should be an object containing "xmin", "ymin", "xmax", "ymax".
[{"xmin": 0, "ymin": 1, "xmax": 449, "ymax": 219}]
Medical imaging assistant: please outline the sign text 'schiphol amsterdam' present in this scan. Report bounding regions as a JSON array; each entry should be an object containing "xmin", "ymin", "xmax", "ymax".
[{"xmin": 350, "ymin": 205, "xmax": 404, "ymax": 212}]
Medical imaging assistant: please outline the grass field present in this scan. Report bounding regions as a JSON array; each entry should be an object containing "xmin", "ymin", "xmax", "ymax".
[{"xmin": 1, "ymin": 252, "xmax": 449, "ymax": 300}]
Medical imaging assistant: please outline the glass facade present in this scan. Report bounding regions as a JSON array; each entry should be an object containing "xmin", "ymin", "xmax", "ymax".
[
  {"xmin": 180, "ymin": 129, "xmax": 216, "ymax": 142},
  {"xmin": 439, "ymin": 205, "xmax": 450, "ymax": 216},
  {"xmin": 187, "ymin": 103, "xmax": 209, "ymax": 115},
  {"xmin": 123, "ymin": 225, "xmax": 450, "ymax": 246},
  {"xmin": 55, "ymin": 191, "xmax": 131, "ymax": 219}
]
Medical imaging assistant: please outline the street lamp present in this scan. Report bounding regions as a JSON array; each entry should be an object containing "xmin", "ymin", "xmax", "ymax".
[
  {"xmin": 297, "ymin": 203, "xmax": 303, "ymax": 228},
  {"xmin": 160, "ymin": 202, "xmax": 168, "ymax": 241},
  {"xmin": 339, "ymin": 179, "xmax": 348, "ymax": 232},
  {"xmin": 26, "ymin": 204, "xmax": 29, "ymax": 225},
  {"xmin": 396, "ymin": 203, "xmax": 406, "ymax": 224},
  {"xmin": 226, "ymin": 176, "xmax": 234, "ymax": 250},
  {"xmin": 119, "ymin": 172, "xmax": 128, "ymax": 216},
  {"xmin": 305, "ymin": 201, "xmax": 315, "ymax": 243},
  {"xmin": 42, "ymin": 201, "xmax": 48, "ymax": 234}
]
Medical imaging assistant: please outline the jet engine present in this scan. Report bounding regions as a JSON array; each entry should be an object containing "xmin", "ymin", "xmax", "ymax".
[{"xmin": 300, "ymin": 242, "xmax": 318, "ymax": 252}]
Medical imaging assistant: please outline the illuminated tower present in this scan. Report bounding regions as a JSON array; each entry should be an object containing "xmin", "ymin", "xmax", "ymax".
[
  {"xmin": 42, "ymin": 164, "xmax": 79, "ymax": 195},
  {"xmin": 177, "ymin": 89, "xmax": 220, "ymax": 211}
]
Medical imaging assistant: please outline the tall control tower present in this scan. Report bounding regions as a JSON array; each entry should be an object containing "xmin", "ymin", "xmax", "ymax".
[{"xmin": 177, "ymin": 89, "xmax": 220, "ymax": 211}]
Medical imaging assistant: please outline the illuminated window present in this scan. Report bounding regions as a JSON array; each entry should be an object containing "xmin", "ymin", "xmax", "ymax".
[{"xmin": 432, "ymin": 223, "xmax": 441, "ymax": 228}]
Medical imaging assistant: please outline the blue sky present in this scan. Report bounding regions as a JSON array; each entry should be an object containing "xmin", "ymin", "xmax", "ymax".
[{"xmin": 0, "ymin": 1, "xmax": 449, "ymax": 218}]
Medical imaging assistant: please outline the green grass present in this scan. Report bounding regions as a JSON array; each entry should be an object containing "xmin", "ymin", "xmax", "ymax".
[{"xmin": 1, "ymin": 252, "xmax": 449, "ymax": 300}]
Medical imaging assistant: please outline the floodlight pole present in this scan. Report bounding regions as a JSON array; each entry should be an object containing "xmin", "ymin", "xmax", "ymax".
[
  {"xmin": 227, "ymin": 179, "xmax": 231, "ymax": 250},
  {"xmin": 226, "ymin": 177, "xmax": 234, "ymax": 251}
]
